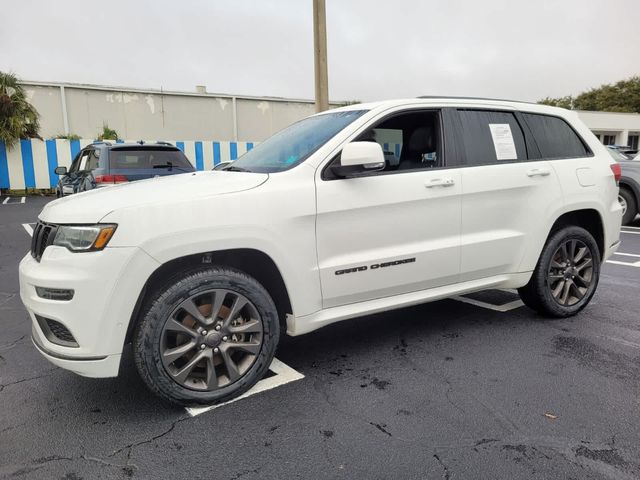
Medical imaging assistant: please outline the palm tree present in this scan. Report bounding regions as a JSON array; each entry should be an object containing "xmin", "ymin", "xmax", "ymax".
[{"xmin": 0, "ymin": 71, "xmax": 41, "ymax": 149}]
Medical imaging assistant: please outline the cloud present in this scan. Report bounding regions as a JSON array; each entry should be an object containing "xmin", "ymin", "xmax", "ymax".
[{"xmin": 1, "ymin": 0, "xmax": 638, "ymax": 102}]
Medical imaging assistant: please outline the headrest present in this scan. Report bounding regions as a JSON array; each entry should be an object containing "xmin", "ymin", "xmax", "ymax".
[{"xmin": 408, "ymin": 127, "xmax": 434, "ymax": 152}]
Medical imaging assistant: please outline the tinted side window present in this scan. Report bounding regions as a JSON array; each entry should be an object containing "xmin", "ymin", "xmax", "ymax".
[
  {"xmin": 522, "ymin": 113, "xmax": 590, "ymax": 159},
  {"xmin": 357, "ymin": 110, "xmax": 442, "ymax": 171},
  {"xmin": 86, "ymin": 150, "xmax": 100, "ymax": 170},
  {"xmin": 69, "ymin": 150, "xmax": 99, "ymax": 172},
  {"xmin": 322, "ymin": 110, "xmax": 442, "ymax": 179},
  {"xmin": 457, "ymin": 110, "xmax": 527, "ymax": 166}
]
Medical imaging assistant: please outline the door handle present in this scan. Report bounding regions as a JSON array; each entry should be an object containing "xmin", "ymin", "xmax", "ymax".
[
  {"xmin": 425, "ymin": 178, "xmax": 455, "ymax": 188},
  {"xmin": 526, "ymin": 168, "xmax": 551, "ymax": 177}
]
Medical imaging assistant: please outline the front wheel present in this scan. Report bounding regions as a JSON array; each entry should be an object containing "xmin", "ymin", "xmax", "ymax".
[
  {"xmin": 518, "ymin": 226, "xmax": 600, "ymax": 317},
  {"xmin": 134, "ymin": 267, "xmax": 279, "ymax": 406}
]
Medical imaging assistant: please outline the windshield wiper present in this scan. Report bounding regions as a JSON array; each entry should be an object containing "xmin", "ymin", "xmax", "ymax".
[
  {"xmin": 224, "ymin": 166, "xmax": 251, "ymax": 172},
  {"xmin": 152, "ymin": 162, "xmax": 191, "ymax": 172}
]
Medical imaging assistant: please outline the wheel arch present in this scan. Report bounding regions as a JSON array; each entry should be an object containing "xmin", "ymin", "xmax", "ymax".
[
  {"xmin": 125, "ymin": 248, "xmax": 293, "ymax": 343},
  {"xmin": 547, "ymin": 208, "xmax": 605, "ymax": 259}
]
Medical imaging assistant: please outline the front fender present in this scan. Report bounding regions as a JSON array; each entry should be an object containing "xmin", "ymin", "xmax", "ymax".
[{"xmin": 101, "ymin": 187, "xmax": 321, "ymax": 319}]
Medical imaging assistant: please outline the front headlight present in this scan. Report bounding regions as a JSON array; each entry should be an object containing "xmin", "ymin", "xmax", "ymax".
[{"xmin": 53, "ymin": 224, "xmax": 117, "ymax": 252}]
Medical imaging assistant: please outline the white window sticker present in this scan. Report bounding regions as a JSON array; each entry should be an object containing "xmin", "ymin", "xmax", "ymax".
[{"xmin": 489, "ymin": 124, "xmax": 517, "ymax": 160}]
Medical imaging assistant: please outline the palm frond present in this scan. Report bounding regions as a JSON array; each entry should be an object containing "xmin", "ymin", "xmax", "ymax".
[{"xmin": 0, "ymin": 71, "xmax": 41, "ymax": 149}]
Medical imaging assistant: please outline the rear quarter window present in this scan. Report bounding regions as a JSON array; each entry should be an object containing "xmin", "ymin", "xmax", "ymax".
[{"xmin": 521, "ymin": 113, "xmax": 591, "ymax": 159}]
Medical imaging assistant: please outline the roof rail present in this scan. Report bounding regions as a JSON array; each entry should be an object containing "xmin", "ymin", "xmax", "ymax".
[
  {"xmin": 155, "ymin": 141, "xmax": 174, "ymax": 146},
  {"xmin": 417, "ymin": 95, "xmax": 535, "ymax": 105},
  {"xmin": 91, "ymin": 141, "xmax": 112, "ymax": 146}
]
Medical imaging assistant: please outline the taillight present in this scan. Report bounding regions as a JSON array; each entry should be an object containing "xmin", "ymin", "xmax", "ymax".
[
  {"xmin": 610, "ymin": 163, "xmax": 621, "ymax": 183},
  {"xmin": 94, "ymin": 175, "xmax": 128, "ymax": 184}
]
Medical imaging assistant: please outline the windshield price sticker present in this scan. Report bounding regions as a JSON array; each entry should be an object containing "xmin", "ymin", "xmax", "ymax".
[{"xmin": 489, "ymin": 124, "xmax": 518, "ymax": 160}]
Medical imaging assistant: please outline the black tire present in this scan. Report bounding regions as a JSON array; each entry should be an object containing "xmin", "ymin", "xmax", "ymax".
[
  {"xmin": 619, "ymin": 187, "xmax": 637, "ymax": 226},
  {"xmin": 133, "ymin": 267, "xmax": 279, "ymax": 407},
  {"xmin": 518, "ymin": 226, "xmax": 601, "ymax": 318}
]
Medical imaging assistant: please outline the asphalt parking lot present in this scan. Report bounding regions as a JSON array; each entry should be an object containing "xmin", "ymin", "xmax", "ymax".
[{"xmin": 2, "ymin": 195, "xmax": 640, "ymax": 480}]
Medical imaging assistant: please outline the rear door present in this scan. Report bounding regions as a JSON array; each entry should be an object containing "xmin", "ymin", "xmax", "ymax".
[
  {"xmin": 107, "ymin": 147, "xmax": 194, "ymax": 183},
  {"xmin": 452, "ymin": 109, "xmax": 564, "ymax": 281}
]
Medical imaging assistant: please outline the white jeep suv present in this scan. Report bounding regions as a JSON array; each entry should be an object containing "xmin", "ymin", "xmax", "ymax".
[{"xmin": 20, "ymin": 98, "xmax": 622, "ymax": 406}]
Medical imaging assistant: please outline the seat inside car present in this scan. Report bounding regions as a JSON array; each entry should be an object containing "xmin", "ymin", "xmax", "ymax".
[{"xmin": 398, "ymin": 125, "xmax": 438, "ymax": 170}]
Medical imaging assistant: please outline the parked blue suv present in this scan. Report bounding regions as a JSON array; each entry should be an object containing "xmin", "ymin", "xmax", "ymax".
[{"xmin": 54, "ymin": 141, "xmax": 195, "ymax": 197}]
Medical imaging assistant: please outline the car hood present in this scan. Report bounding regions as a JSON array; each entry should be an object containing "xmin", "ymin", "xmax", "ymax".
[{"xmin": 40, "ymin": 171, "xmax": 269, "ymax": 223}]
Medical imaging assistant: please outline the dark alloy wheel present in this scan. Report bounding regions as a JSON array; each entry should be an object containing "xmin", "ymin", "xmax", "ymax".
[
  {"xmin": 134, "ymin": 267, "xmax": 279, "ymax": 406},
  {"xmin": 546, "ymin": 239, "xmax": 593, "ymax": 307},
  {"xmin": 518, "ymin": 226, "xmax": 601, "ymax": 317},
  {"xmin": 160, "ymin": 289, "xmax": 263, "ymax": 391}
]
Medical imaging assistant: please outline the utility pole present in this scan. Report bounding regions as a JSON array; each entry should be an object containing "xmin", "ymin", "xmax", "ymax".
[{"xmin": 313, "ymin": 0, "xmax": 329, "ymax": 112}]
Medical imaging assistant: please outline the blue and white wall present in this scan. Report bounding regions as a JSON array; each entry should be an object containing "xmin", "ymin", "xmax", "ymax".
[{"xmin": 0, "ymin": 139, "xmax": 256, "ymax": 190}]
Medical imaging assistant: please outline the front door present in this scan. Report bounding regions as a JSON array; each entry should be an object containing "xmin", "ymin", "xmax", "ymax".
[{"xmin": 315, "ymin": 110, "xmax": 462, "ymax": 308}]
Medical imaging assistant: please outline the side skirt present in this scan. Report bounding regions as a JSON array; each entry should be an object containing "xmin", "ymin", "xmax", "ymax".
[{"xmin": 287, "ymin": 272, "xmax": 531, "ymax": 336}]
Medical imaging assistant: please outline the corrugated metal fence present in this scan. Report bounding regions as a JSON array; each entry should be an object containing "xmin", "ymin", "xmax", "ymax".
[{"xmin": 0, "ymin": 139, "xmax": 257, "ymax": 190}]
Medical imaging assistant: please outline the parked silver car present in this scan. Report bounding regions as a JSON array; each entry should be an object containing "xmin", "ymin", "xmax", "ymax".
[{"xmin": 610, "ymin": 148, "xmax": 640, "ymax": 225}]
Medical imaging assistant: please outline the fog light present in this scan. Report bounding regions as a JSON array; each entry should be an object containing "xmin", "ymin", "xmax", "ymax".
[{"xmin": 35, "ymin": 287, "xmax": 74, "ymax": 301}]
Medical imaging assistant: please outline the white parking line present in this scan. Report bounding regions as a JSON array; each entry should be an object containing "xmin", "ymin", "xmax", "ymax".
[
  {"xmin": 186, "ymin": 358, "xmax": 304, "ymax": 417},
  {"xmin": 606, "ymin": 248, "xmax": 640, "ymax": 267},
  {"xmin": 451, "ymin": 295, "xmax": 524, "ymax": 312},
  {"xmin": 606, "ymin": 259, "xmax": 640, "ymax": 268},
  {"xmin": 22, "ymin": 223, "xmax": 34, "ymax": 237},
  {"xmin": 2, "ymin": 196, "xmax": 26, "ymax": 205}
]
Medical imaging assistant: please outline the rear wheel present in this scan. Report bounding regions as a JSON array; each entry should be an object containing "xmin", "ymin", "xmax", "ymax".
[
  {"xmin": 134, "ymin": 267, "xmax": 279, "ymax": 406},
  {"xmin": 619, "ymin": 188, "xmax": 637, "ymax": 225},
  {"xmin": 518, "ymin": 226, "xmax": 600, "ymax": 317}
]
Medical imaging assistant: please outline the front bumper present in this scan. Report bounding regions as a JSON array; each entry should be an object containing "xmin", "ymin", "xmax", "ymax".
[
  {"xmin": 19, "ymin": 245, "xmax": 159, "ymax": 377},
  {"xmin": 31, "ymin": 329, "xmax": 122, "ymax": 377},
  {"xmin": 604, "ymin": 239, "xmax": 621, "ymax": 263}
]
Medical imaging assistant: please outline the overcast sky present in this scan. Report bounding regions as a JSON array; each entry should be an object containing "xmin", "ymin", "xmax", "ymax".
[{"xmin": 1, "ymin": 0, "xmax": 638, "ymax": 102}]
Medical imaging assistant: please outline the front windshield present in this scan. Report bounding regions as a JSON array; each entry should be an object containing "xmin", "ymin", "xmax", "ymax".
[{"xmin": 230, "ymin": 110, "xmax": 366, "ymax": 173}]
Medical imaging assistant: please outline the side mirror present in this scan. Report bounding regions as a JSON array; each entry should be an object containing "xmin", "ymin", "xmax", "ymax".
[
  {"xmin": 330, "ymin": 142, "xmax": 385, "ymax": 178},
  {"xmin": 54, "ymin": 166, "xmax": 67, "ymax": 175}
]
